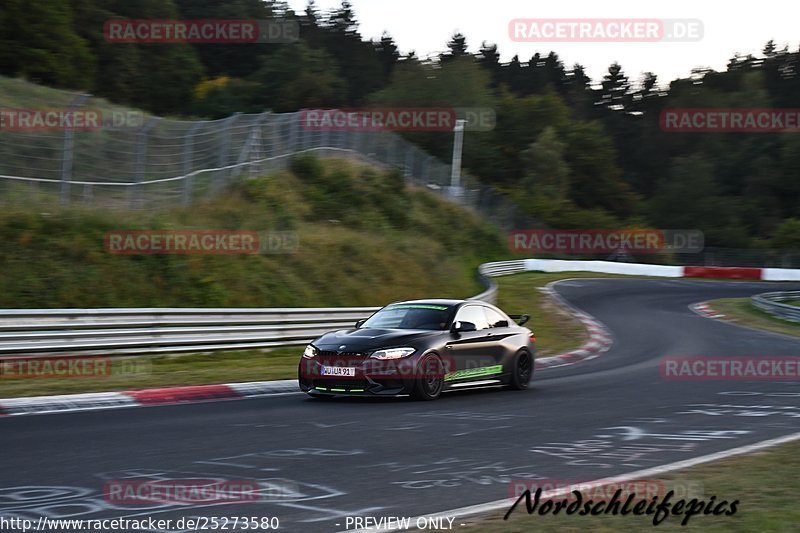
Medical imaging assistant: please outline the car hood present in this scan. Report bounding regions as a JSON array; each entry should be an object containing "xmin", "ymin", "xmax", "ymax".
[{"xmin": 313, "ymin": 328, "xmax": 442, "ymax": 352}]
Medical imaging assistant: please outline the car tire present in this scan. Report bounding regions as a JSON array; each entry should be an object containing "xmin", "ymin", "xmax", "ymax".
[
  {"xmin": 509, "ymin": 349, "xmax": 533, "ymax": 390},
  {"xmin": 411, "ymin": 354, "xmax": 444, "ymax": 401}
]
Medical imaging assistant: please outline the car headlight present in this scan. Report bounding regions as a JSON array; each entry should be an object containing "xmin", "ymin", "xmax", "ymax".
[
  {"xmin": 370, "ymin": 347, "xmax": 415, "ymax": 360},
  {"xmin": 303, "ymin": 345, "xmax": 318, "ymax": 359}
]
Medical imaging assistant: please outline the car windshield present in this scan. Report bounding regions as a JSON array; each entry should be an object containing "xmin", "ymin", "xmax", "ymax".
[{"xmin": 361, "ymin": 304, "xmax": 452, "ymax": 330}]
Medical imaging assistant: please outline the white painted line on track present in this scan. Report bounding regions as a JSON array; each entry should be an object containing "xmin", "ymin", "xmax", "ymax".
[{"xmin": 344, "ymin": 430, "xmax": 800, "ymax": 532}]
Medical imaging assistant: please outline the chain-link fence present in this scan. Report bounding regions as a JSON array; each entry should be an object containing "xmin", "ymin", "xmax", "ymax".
[
  {"xmin": 0, "ymin": 104, "xmax": 527, "ymax": 224},
  {"xmin": 3, "ymin": 98, "xmax": 799, "ymax": 267}
]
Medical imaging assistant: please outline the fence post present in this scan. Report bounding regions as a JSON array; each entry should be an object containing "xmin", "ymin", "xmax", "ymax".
[
  {"xmin": 182, "ymin": 121, "xmax": 204, "ymax": 206},
  {"xmin": 216, "ymin": 113, "xmax": 241, "ymax": 189},
  {"xmin": 60, "ymin": 93, "xmax": 91, "ymax": 205},
  {"xmin": 289, "ymin": 112, "xmax": 299, "ymax": 153},
  {"xmin": 387, "ymin": 134, "xmax": 397, "ymax": 168},
  {"xmin": 131, "ymin": 117, "xmax": 161, "ymax": 209},
  {"xmin": 404, "ymin": 145, "xmax": 414, "ymax": 184},
  {"xmin": 321, "ymin": 119, "xmax": 330, "ymax": 157},
  {"xmin": 233, "ymin": 111, "xmax": 270, "ymax": 179},
  {"xmin": 272, "ymin": 114, "xmax": 289, "ymax": 170}
]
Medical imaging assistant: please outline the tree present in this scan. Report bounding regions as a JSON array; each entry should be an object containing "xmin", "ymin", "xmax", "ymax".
[
  {"xmin": 477, "ymin": 41, "xmax": 501, "ymax": 86},
  {"xmin": 328, "ymin": 0, "xmax": 357, "ymax": 34},
  {"xmin": 304, "ymin": 0, "xmax": 319, "ymax": 24},
  {"xmin": 172, "ymin": 0, "xmax": 276, "ymax": 78},
  {"xmin": 562, "ymin": 120, "xmax": 635, "ymax": 218},
  {"xmin": 562, "ymin": 63, "xmax": 593, "ymax": 118},
  {"xmin": 249, "ymin": 42, "xmax": 347, "ymax": 111},
  {"xmin": 375, "ymin": 32, "xmax": 399, "ymax": 77},
  {"xmin": 598, "ymin": 62, "xmax": 630, "ymax": 110},
  {"xmin": 771, "ymin": 219, "xmax": 800, "ymax": 250},
  {"xmin": 521, "ymin": 127, "xmax": 569, "ymax": 201},
  {"xmin": 0, "ymin": 0, "xmax": 95, "ymax": 88},
  {"xmin": 441, "ymin": 32, "xmax": 468, "ymax": 63}
]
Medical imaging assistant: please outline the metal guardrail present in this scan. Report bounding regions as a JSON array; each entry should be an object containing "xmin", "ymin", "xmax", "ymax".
[
  {"xmin": 468, "ymin": 260, "xmax": 528, "ymax": 304},
  {"xmin": 751, "ymin": 291, "xmax": 800, "ymax": 323},
  {"xmin": 0, "ymin": 261, "xmax": 532, "ymax": 357},
  {"xmin": 0, "ymin": 308, "xmax": 380, "ymax": 357}
]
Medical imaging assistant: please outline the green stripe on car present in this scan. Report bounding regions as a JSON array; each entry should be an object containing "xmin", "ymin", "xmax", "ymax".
[{"xmin": 444, "ymin": 364, "xmax": 503, "ymax": 382}]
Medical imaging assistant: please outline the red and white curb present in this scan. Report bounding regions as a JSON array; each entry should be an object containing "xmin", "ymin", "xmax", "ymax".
[
  {"xmin": 0, "ymin": 284, "xmax": 611, "ymax": 417},
  {"xmin": 0, "ymin": 380, "xmax": 298, "ymax": 417},
  {"xmin": 690, "ymin": 301, "xmax": 727, "ymax": 320},
  {"xmin": 523, "ymin": 259, "xmax": 800, "ymax": 282},
  {"xmin": 534, "ymin": 281, "xmax": 613, "ymax": 370}
]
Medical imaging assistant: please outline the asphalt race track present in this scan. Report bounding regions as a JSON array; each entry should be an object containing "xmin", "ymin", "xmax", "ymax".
[{"xmin": 1, "ymin": 279, "xmax": 799, "ymax": 532}]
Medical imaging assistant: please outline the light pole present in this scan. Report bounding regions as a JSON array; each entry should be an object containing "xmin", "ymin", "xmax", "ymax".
[{"xmin": 450, "ymin": 119, "xmax": 466, "ymax": 199}]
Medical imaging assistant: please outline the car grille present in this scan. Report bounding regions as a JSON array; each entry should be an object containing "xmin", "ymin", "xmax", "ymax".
[
  {"xmin": 312, "ymin": 378, "xmax": 370, "ymax": 392},
  {"xmin": 318, "ymin": 351, "xmax": 367, "ymax": 358}
]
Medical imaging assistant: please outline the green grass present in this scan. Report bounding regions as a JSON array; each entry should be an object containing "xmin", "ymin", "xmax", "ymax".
[
  {"xmin": 706, "ymin": 298, "xmax": 800, "ymax": 339},
  {"xmin": 0, "ymin": 348, "xmax": 301, "ymax": 398},
  {"xmin": 0, "ymin": 155, "xmax": 506, "ymax": 308},
  {"xmin": 496, "ymin": 272, "xmax": 589, "ymax": 356},
  {"xmin": 466, "ymin": 440, "xmax": 800, "ymax": 532}
]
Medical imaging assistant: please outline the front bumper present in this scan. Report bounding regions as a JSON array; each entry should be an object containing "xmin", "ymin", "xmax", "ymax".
[{"xmin": 298, "ymin": 356, "xmax": 417, "ymax": 396}]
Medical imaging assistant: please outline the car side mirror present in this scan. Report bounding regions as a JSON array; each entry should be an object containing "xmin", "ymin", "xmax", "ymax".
[
  {"xmin": 509, "ymin": 314, "xmax": 530, "ymax": 326},
  {"xmin": 495, "ymin": 320, "xmax": 509, "ymax": 328},
  {"xmin": 451, "ymin": 321, "xmax": 477, "ymax": 334},
  {"xmin": 355, "ymin": 319, "xmax": 366, "ymax": 328}
]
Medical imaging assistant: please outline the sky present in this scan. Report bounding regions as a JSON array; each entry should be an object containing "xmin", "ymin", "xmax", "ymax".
[{"xmin": 285, "ymin": 0, "xmax": 798, "ymax": 87}]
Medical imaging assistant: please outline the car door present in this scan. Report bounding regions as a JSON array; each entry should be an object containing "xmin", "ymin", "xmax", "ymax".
[
  {"xmin": 481, "ymin": 304, "xmax": 518, "ymax": 369},
  {"xmin": 444, "ymin": 304, "xmax": 498, "ymax": 383}
]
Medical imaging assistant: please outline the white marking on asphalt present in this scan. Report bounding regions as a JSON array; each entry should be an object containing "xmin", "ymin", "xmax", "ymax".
[
  {"xmin": 311, "ymin": 421, "xmax": 357, "ymax": 429},
  {"xmin": 451, "ymin": 425, "xmax": 512, "ymax": 437},
  {"xmin": 343, "ymin": 430, "xmax": 800, "ymax": 532},
  {"xmin": 280, "ymin": 502, "xmax": 384, "ymax": 522}
]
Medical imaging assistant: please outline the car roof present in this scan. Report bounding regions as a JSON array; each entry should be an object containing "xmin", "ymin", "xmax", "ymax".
[{"xmin": 387, "ymin": 298, "xmax": 466, "ymax": 307}]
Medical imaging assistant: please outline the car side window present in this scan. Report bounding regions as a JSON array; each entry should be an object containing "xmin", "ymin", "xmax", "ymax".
[
  {"xmin": 484, "ymin": 306, "xmax": 509, "ymax": 328},
  {"xmin": 454, "ymin": 305, "xmax": 490, "ymax": 330}
]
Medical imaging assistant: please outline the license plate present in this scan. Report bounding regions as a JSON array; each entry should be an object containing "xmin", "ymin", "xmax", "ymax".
[{"xmin": 321, "ymin": 366, "xmax": 356, "ymax": 377}]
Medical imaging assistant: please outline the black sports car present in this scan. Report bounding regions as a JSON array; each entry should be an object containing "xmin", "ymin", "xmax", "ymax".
[{"xmin": 298, "ymin": 299, "xmax": 535, "ymax": 400}]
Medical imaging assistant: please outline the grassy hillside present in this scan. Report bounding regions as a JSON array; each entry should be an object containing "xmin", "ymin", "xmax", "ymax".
[{"xmin": 0, "ymin": 155, "xmax": 506, "ymax": 308}]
